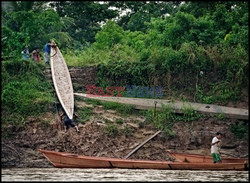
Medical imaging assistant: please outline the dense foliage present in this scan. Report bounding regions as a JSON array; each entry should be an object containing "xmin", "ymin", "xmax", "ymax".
[
  {"xmin": 90, "ymin": 2, "xmax": 248, "ymax": 104},
  {"xmin": 1, "ymin": 2, "xmax": 249, "ymax": 128},
  {"xmin": 1, "ymin": 60, "xmax": 55, "ymax": 125}
]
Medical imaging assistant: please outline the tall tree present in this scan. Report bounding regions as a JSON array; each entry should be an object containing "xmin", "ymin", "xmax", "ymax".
[
  {"xmin": 49, "ymin": 1, "xmax": 119, "ymax": 43},
  {"xmin": 2, "ymin": 1, "xmax": 48, "ymax": 12},
  {"xmin": 1, "ymin": 9, "xmax": 65, "ymax": 57},
  {"xmin": 108, "ymin": 1, "xmax": 181, "ymax": 32}
]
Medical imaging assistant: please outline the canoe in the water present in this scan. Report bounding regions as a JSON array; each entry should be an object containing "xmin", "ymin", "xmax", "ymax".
[
  {"xmin": 167, "ymin": 150, "xmax": 248, "ymax": 164},
  {"xmin": 50, "ymin": 45, "xmax": 74, "ymax": 119},
  {"xmin": 38, "ymin": 149, "xmax": 247, "ymax": 170}
]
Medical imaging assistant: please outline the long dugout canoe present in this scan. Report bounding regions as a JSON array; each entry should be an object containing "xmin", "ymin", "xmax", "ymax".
[
  {"xmin": 38, "ymin": 149, "xmax": 247, "ymax": 171},
  {"xmin": 51, "ymin": 45, "xmax": 74, "ymax": 119},
  {"xmin": 74, "ymin": 93, "xmax": 248, "ymax": 120}
]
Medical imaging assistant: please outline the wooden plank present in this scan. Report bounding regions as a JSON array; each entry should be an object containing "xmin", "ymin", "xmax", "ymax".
[
  {"xmin": 124, "ymin": 130, "xmax": 162, "ymax": 159},
  {"xmin": 74, "ymin": 93, "xmax": 248, "ymax": 120}
]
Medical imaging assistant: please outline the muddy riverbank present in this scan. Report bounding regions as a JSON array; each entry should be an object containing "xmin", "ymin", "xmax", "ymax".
[{"xmin": 1, "ymin": 98, "xmax": 248, "ymax": 168}]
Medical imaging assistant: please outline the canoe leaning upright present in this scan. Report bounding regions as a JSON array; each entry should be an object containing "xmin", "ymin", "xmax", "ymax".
[{"xmin": 50, "ymin": 43, "xmax": 74, "ymax": 119}]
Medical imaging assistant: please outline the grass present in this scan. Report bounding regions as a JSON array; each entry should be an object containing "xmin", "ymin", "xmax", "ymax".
[
  {"xmin": 63, "ymin": 49, "xmax": 111, "ymax": 67},
  {"xmin": 102, "ymin": 101, "xmax": 135, "ymax": 115},
  {"xmin": 84, "ymin": 98, "xmax": 102, "ymax": 106},
  {"xmin": 64, "ymin": 52, "xmax": 93, "ymax": 67},
  {"xmin": 144, "ymin": 102, "xmax": 204, "ymax": 137},
  {"xmin": 121, "ymin": 125, "xmax": 132, "ymax": 137},
  {"xmin": 116, "ymin": 118, "xmax": 124, "ymax": 124},
  {"xmin": 195, "ymin": 82, "xmax": 241, "ymax": 105},
  {"xmin": 230, "ymin": 121, "xmax": 248, "ymax": 139},
  {"xmin": 216, "ymin": 113, "xmax": 226, "ymax": 120},
  {"xmin": 77, "ymin": 107, "xmax": 93, "ymax": 123},
  {"xmin": 84, "ymin": 98, "xmax": 136, "ymax": 116},
  {"xmin": 181, "ymin": 103, "xmax": 202, "ymax": 122},
  {"xmin": 1, "ymin": 59, "xmax": 56, "ymax": 126},
  {"xmin": 104, "ymin": 123, "xmax": 119, "ymax": 137}
]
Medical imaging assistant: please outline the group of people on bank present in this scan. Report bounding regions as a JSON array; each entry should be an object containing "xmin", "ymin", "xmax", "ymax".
[
  {"xmin": 21, "ymin": 40, "xmax": 56, "ymax": 65},
  {"xmin": 21, "ymin": 47, "xmax": 40, "ymax": 62}
]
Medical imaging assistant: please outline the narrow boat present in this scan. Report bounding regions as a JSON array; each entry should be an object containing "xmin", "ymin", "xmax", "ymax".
[
  {"xmin": 38, "ymin": 149, "xmax": 247, "ymax": 170},
  {"xmin": 50, "ymin": 43, "xmax": 74, "ymax": 119},
  {"xmin": 167, "ymin": 150, "xmax": 248, "ymax": 164}
]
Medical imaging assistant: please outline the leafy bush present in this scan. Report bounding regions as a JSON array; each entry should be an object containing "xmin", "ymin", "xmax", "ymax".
[
  {"xmin": 2, "ymin": 80, "xmax": 53, "ymax": 115},
  {"xmin": 1, "ymin": 59, "xmax": 55, "ymax": 125},
  {"xmin": 94, "ymin": 20, "xmax": 125, "ymax": 49},
  {"xmin": 2, "ymin": 2, "xmax": 248, "ymax": 112},
  {"xmin": 2, "ymin": 9, "xmax": 65, "ymax": 58},
  {"xmin": 231, "ymin": 122, "xmax": 248, "ymax": 139}
]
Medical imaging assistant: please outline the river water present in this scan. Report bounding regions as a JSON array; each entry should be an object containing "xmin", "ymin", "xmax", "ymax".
[{"xmin": 1, "ymin": 168, "xmax": 248, "ymax": 182}]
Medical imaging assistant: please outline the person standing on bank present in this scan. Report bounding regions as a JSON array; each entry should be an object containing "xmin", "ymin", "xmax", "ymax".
[
  {"xmin": 31, "ymin": 48, "xmax": 40, "ymax": 63},
  {"xmin": 21, "ymin": 47, "xmax": 30, "ymax": 60},
  {"xmin": 44, "ymin": 40, "xmax": 56, "ymax": 65},
  {"xmin": 211, "ymin": 132, "xmax": 222, "ymax": 163}
]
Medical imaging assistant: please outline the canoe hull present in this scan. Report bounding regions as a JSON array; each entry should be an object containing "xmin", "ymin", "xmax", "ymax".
[
  {"xmin": 167, "ymin": 150, "xmax": 248, "ymax": 164},
  {"xmin": 38, "ymin": 149, "xmax": 171, "ymax": 169},
  {"xmin": 50, "ymin": 46, "xmax": 74, "ymax": 119},
  {"xmin": 38, "ymin": 149, "xmax": 246, "ymax": 170},
  {"xmin": 169, "ymin": 162, "xmax": 246, "ymax": 170}
]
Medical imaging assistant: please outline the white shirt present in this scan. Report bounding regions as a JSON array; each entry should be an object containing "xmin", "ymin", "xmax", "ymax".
[{"xmin": 211, "ymin": 136, "xmax": 221, "ymax": 154}]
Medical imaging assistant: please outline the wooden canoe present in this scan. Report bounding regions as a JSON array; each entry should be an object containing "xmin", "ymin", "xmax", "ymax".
[
  {"xmin": 50, "ymin": 44, "xmax": 74, "ymax": 119},
  {"xmin": 167, "ymin": 150, "xmax": 248, "ymax": 164},
  {"xmin": 74, "ymin": 93, "xmax": 248, "ymax": 120},
  {"xmin": 38, "ymin": 149, "xmax": 247, "ymax": 170}
]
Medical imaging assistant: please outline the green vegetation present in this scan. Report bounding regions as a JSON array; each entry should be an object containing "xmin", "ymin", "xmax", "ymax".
[
  {"xmin": 230, "ymin": 122, "xmax": 248, "ymax": 139},
  {"xmin": 102, "ymin": 102, "xmax": 135, "ymax": 116},
  {"xmin": 1, "ymin": 1, "xmax": 248, "ymax": 139},
  {"xmin": 93, "ymin": 20, "xmax": 248, "ymax": 102},
  {"xmin": 84, "ymin": 98, "xmax": 102, "ymax": 106},
  {"xmin": 85, "ymin": 99, "xmax": 135, "ymax": 116},
  {"xmin": 2, "ymin": 2, "xmax": 248, "ymax": 105},
  {"xmin": 162, "ymin": 128, "xmax": 176, "ymax": 139},
  {"xmin": 116, "ymin": 118, "xmax": 124, "ymax": 125},
  {"xmin": 216, "ymin": 113, "xmax": 226, "ymax": 121},
  {"xmin": 104, "ymin": 122, "xmax": 133, "ymax": 138},
  {"xmin": 181, "ymin": 104, "xmax": 202, "ymax": 122},
  {"xmin": 1, "ymin": 60, "xmax": 55, "ymax": 126},
  {"xmin": 121, "ymin": 125, "xmax": 133, "ymax": 137},
  {"xmin": 144, "ymin": 103, "xmax": 204, "ymax": 137},
  {"xmin": 104, "ymin": 123, "xmax": 119, "ymax": 137},
  {"xmin": 77, "ymin": 107, "xmax": 92, "ymax": 124}
]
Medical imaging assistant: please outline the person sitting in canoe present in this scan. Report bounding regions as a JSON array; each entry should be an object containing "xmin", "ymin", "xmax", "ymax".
[
  {"xmin": 211, "ymin": 132, "xmax": 222, "ymax": 163},
  {"xmin": 60, "ymin": 112, "xmax": 80, "ymax": 133}
]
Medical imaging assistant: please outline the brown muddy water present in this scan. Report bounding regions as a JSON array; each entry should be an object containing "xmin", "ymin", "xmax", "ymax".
[{"xmin": 1, "ymin": 168, "xmax": 249, "ymax": 182}]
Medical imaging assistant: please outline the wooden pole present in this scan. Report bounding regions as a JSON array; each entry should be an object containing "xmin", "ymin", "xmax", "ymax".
[{"xmin": 124, "ymin": 130, "xmax": 162, "ymax": 159}]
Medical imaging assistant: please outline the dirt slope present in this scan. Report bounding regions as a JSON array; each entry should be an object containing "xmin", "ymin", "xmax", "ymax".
[{"xmin": 1, "ymin": 100, "xmax": 248, "ymax": 168}]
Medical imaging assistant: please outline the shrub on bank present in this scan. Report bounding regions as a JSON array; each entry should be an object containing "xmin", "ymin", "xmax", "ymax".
[{"xmin": 1, "ymin": 59, "xmax": 55, "ymax": 126}]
